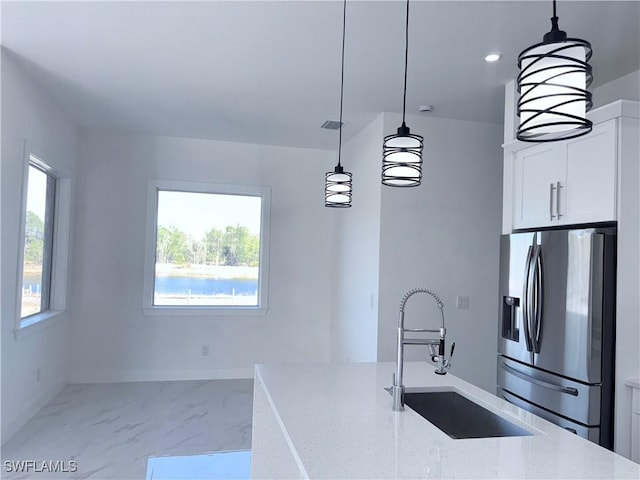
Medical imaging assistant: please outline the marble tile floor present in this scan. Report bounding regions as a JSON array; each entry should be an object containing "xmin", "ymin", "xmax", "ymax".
[{"xmin": 1, "ymin": 379, "xmax": 254, "ymax": 480}]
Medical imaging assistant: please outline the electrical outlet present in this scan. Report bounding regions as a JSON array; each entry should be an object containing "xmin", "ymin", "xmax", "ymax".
[
  {"xmin": 201, "ymin": 345, "xmax": 209, "ymax": 357},
  {"xmin": 36, "ymin": 368, "xmax": 41, "ymax": 382},
  {"xmin": 456, "ymin": 296, "xmax": 470, "ymax": 310}
]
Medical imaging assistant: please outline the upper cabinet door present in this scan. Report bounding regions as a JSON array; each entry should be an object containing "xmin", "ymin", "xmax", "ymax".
[
  {"xmin": 511, "ymin": 119, "xmax": 618, "ymax": 230},
  {"xmin": 513, "ymin": 143, "xmax": 560, "ymax": 230},
  {"xmin": 558, "ymin": 119, "xmax": 617, "ymax": 226}
]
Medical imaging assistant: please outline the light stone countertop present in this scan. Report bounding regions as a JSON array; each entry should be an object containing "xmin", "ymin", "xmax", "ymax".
[{"xmin": 254, "ymin": 362, "xmax": 640, "ymax": 479}]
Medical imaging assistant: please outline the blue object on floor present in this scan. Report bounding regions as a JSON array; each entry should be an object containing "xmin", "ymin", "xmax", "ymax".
[{"xmin": 146, "ymin": 450, "xmax": 251, "ymax": 480}]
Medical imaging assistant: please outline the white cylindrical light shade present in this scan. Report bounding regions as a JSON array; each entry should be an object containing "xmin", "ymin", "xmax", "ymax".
[
  {"xmin": 382, "ymin": 131, "xmax": 423, "ymax": 187},
  {"xmin": 517, "ymin": 39, "xmax": 592, "ymax": 142},
  {"xmin": 325, "ymin": 170, "xmax": 352, "ymax": 207},
  {"xmin": 382, "ymin": 154, "xmax": 421, "ymax": 186}
]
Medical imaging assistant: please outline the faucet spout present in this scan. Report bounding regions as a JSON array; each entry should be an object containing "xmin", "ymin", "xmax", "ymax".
[{"xmin": 392, "ymin": 288, "xmax": 453, "ymax": 411}]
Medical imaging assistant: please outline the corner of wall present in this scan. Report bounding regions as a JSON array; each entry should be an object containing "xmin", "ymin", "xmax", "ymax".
[
  {"xmin": 1, "ymin": 48, "xmax": 80, "ymax": 445},
  {"xmin": 1, "ymin": 382, "xmax": 66, "ymax": 445},
  {"xmin": 329, "ymin": 114, "xmax": 384, "ymax": 363}
]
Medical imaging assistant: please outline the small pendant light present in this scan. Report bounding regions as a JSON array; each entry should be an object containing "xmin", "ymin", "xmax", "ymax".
[
  {"xmin": 382, "ymin": 0, "xmax": 423, "ymax": 187},
  {"xmin": 325, "ymin": 0, "xmax": 353, "ymax": 208},
  {"xmin": 517, "ymin": 0, "xmax": 593, "ymax": 142}
]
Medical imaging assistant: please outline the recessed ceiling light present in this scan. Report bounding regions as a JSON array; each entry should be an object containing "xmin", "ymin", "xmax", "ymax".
[{"xmin": 485, "ymin": 53, "xmax": 502, "ymax": 62}]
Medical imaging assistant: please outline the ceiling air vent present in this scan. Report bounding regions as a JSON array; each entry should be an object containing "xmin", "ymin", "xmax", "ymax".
[{"xmin": 321, "ymin": 120, "xmax": 343, "ymax": 130}]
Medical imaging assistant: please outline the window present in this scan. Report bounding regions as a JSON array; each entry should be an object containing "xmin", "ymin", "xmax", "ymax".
[
  {"xmin": 17, "ymin": 150, "xmax": 71, "ymax": 331},
  {"xmin": 20, "ymin": 163, "xmax": 55, "ymax": 318},
  {"xmin": 143, "ymin": 180, "xmax": 271, "ymax": 316}
]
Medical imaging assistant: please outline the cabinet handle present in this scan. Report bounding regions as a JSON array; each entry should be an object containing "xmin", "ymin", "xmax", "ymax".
[
  {"xmin": 549, "ymin": 183, "xmax": 556, "ymax": 220},
  {"xmin": 556, "ymin": 181, "xmax": 563, "ymax": 219}
]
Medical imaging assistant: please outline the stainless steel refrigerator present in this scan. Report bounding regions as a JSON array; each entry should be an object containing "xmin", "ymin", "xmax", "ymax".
[{"xmin": 496, "ymin": 227, "xmax": 616, "ymax": 449}]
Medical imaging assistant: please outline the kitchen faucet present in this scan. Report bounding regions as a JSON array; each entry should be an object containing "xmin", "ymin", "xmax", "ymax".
[{"xmin": 391, "ymin": 288, "xmax": 455, "ymax": 411}]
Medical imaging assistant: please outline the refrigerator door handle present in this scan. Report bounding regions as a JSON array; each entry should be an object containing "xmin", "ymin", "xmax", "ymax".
[
  {"xmin": 500, "ymin": 361, "xmax": 579, "ymax": 396},
  {"xmin": 522, "ymin": 245, "xmax": 534, "ymax": 352},
  {"xmin": 532, "ymin": 244, "xmax": 543, "ymax": 353},
  {"xmin": 527, "ymin": 258, "xmax": 537, "ymax": 353}
]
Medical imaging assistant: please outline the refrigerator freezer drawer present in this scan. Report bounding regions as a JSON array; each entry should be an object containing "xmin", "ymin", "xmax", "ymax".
[
  {"xmin": 497, "ymin": 356, "xmax": 601, "ymax": 425},
  {"xmin": 498, "ymin": 388, "xmax": 600, "ymax": 444}
]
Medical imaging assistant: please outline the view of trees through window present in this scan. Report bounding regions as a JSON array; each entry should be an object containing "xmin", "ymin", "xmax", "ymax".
[
  {"xmin": 156, "ymin": 224, "xmax": 259, "ymax": 267},
  {"xmin": 21, "ymin": 164, "xmax": 54, "ymax": 318},
  {"xmin": 153, "ymin": 190, "xmax": 262, "ymax": 306}
]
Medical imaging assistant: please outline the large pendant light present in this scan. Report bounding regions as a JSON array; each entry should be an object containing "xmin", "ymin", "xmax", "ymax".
[
  {"xmin": 325, "ymin": 0, "xmax": 353, "ymax": 208},
  {"xmin": 382, "ymin": 0, "xmax": 423, "ymax": 187},
  {"xmin": 517, "ymin": 0, "xmax": 593, "ymax": 142}
]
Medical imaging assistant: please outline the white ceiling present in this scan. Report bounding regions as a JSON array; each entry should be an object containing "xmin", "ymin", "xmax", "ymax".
[{"xmin": 2, "ymin": 1, "xmax": 639, "ymax": 150}]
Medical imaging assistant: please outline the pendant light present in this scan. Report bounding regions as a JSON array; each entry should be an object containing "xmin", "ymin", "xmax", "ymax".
[
  {"xmin": 325, "ymin": 0, "xmax": 353, "ymax": 208},
  {"xmin": 517, "ymin": 0, "xmax": 593, "ymax": 142},
  {"xmin": 382, "ymin": 0, "xmax": 423, "ymax": 187}
]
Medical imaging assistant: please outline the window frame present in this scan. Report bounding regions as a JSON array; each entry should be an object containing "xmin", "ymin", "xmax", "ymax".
[
  {"xmin": 143, "ymin": 179, "xmax": 271, "ymax": 316},
  {"xmin": 15, "ymin": 144, "xmax": 72, "ymax": 335}
]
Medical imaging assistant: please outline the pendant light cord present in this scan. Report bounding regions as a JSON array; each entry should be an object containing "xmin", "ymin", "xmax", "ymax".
[
  {"xmin": 337, "ymin": 0, "xmax": 346, "ymax": 167},
  {"xmin": 401, "ymin": 0, "xmax": 410, "ymax": 125},
  {"xmin": 550, "ymin": 0, "xmax": 559, "ymax": 31}
]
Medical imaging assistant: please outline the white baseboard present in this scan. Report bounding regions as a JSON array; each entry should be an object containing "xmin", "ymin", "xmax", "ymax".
[
  {"xmin": 2, "ymin": 382, "xmax": 66, "ymax": 445},
  {"xmin": 67, "ymin": 367, "xmax": 254, "ymax": 384}
]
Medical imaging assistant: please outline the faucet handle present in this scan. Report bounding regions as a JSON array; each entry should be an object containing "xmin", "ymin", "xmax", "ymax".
[
  {"xmin": 428, "ymin": 344, "xmax": 437, "ymax": 361},
  {"xmin": 442, "ymin": 342, "xmax": 456, "ymax": 370},
  {"xmin": 434, "ymin": 342, "xmax": 456, "ymax": 375}
]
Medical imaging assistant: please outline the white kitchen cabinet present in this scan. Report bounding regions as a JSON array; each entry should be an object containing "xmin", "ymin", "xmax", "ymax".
[
  {"xmin": 510, "ymin": 119, "xmax": 617, "ymax": 230},
  {"xmin": 561, "ymin": 119, "xmax": 617, "ymax": 225},
  {"xmin": 626, "ymin": 379, "xmax": 640, "ymax": 463},
  {"xmin": 512, "ymin": 143, "xmax": 561, "ymax": 229}
]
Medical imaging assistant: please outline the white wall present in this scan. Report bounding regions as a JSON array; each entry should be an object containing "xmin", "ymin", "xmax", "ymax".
[
  {"xmin": 377, "ymin": 113, "xmax": 503, "ymax": 393},
  {"xmin": 329, "ymin": 115, "xmax": 383, "ymax": 363},
  {"xmin": 593, "ymin": 70, "xmax": 640, "ymax": 109},
  {"xmin": 1, "ymin": 51, "xmax": 78, "ymax": 442},
  {"xmin": 68, "ymin": 131, "xmax": 335, "ymax": 383}
]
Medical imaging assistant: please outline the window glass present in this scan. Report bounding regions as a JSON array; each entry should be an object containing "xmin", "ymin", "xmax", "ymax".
[
  {"xmin": 21, "ymin": 163, "xmax": 55, "ymax": 318},
  {"xmin": 153, "ymin": 190, "xmax": 263, "ymax": 307}
]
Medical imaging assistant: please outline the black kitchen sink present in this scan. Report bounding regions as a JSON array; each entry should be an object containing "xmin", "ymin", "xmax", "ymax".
[{"xmin": 403, "ymin": 390, "xmax": 532, "ymax": 439}]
